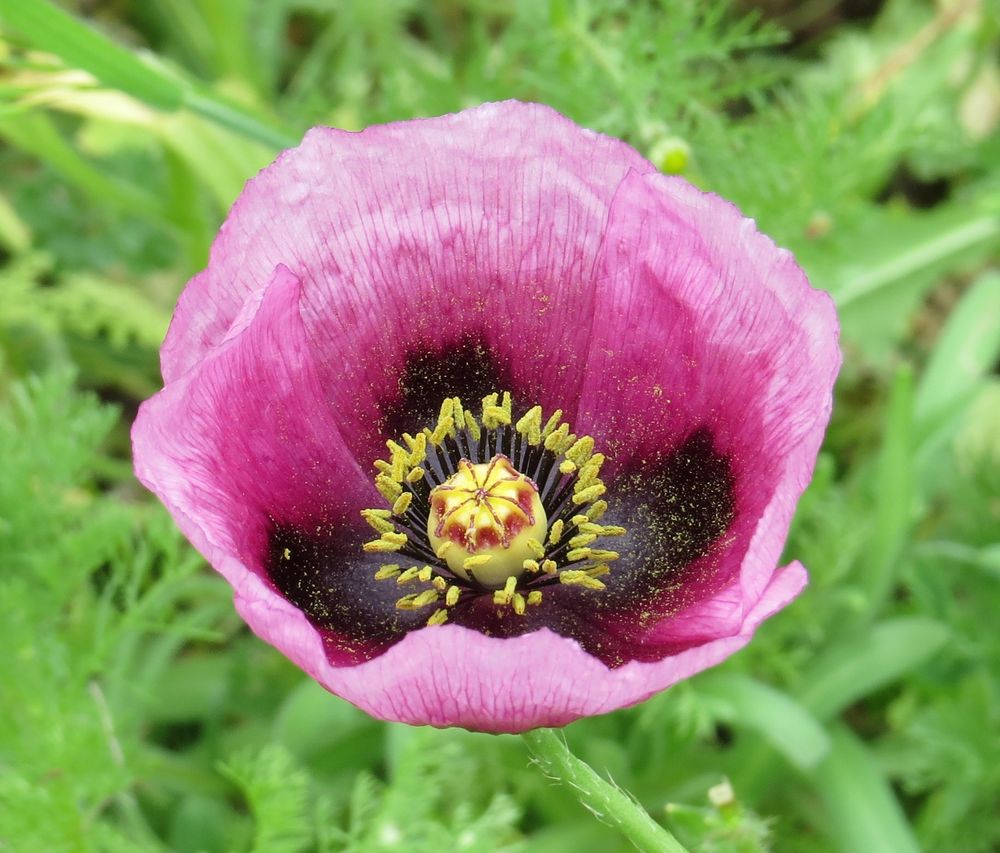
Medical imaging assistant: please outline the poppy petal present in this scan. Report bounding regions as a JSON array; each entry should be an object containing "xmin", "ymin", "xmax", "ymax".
[{"xmin": 161, "ymin": 101, "xmax": 655, "ymax": 467}]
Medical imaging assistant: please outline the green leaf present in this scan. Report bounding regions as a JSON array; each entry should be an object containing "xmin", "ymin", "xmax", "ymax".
[
  {"xmin": 810, "ymin": 725, "xmax": 920, "ymax": 853},
  {"xmin": 1, "ymin": 0, "xmax": 183, "ymax": 109},
  {"xmin": 697, "ymin": 674, "xmax": 831, "ymax": 769},
  {"xmin": 915, "ymin": 271, "xmax": 1000, "ymax": 439},
  {"xmin": 0, "ymin": 111, "xmax": 169, "ymax": 226},
  {"xmin": 862, "ymin": 364, "xmax": 915, "ymax": 616},
  {"xmin": 1, "ymin": 0, "xmax": 296, "ymax": 149},
  {"xmin": 833, "ymin": 211, "xmax": 999, "ymax": 309},
  {"xmin": 798, "ymin": 617, "xmax": 949, "ymax": 719}
]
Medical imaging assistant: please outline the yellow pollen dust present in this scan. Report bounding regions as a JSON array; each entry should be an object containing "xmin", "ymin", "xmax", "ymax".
[{"xmin": 427, "ymin": 455, "xmax": 547, "ymax": 589}]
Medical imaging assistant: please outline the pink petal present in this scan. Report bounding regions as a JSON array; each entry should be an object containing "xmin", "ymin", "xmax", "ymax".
[
  {"xmin": 133, "ymin": 265, "xmax": 375, "ymax": 577},
  {"xmin": 577, "ymin": 171, "xmax": 840, "ymax": 615},
  {"xmin": 233, "ymin": 558, "xmax": 807, "ymax": 732},
  {"xmin": 161, "ymin": 101, "xmax": 655, "ymax": 467}
]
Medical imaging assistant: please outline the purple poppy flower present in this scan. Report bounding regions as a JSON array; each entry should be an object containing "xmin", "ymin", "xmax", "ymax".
[{"xmin": 132, "ymin": 101, "xmax": 839, "ymax": 733}]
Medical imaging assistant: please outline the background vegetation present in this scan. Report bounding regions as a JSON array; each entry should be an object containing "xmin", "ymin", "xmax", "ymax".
[{"xmin": 1, "ymin": 0, "xmax": 998, "ymax": 850}]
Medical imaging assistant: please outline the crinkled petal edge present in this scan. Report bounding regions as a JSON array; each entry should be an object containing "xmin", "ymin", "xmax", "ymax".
[{"xmin": 228, "ymin": 533, "xmax": 807, "ymax": 732}]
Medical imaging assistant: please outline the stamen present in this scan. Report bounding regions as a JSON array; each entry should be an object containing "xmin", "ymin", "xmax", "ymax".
[
  {"xmin": 397, "ymin": 566, "xmax": 420, "ymax": 584},
  {"xmin": 463, "ymin": 554, "xmax": 493, "ymax": 572},
  {"xmin": 493, "ymin": 576, "xmax": 518, "ymax": 606},
  {"xmin": 396, "ymin": 589, "xmax": 439, "ymax": 610},
  {"xmin": 361, "ymin": 391, "xmax": 627, "ymax": 618},
  {"xmin": 559, "ymin": 570, "xmax": 607, "ymax": 590}
]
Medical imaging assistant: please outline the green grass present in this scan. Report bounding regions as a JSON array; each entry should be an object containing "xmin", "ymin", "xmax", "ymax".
[{"xmin": 1, "ymin": 0, "xmax": 998, "ymax": 850}]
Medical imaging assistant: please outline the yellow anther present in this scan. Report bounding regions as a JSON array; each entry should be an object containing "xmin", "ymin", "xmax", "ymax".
[
  {"xmin": 463, "ymin": 554, "xmax": 493, "ymax": 571},
  {"xmin": 374, "ymin": 459, "xmax": 392, "ymax": 473},
  {"xmin": 483, "ymin": 405, "xmax": 510, "ymax": 426},
  {"xmin": 586, "ymin": 564, "xmax": 611, "ymax": 578},
  {"xmin": 375, "ymin": 475, "xmax": 402, "ymax": 502},
  {"xmin": 435, "ymin": 540, "xmax": 453, "ymax": 559},
  {"xmin": 559, "ymin": 570, "xmax": 607, "ymax": 590},
  {"xmin": 439, "ymin": 397, "xmax": 455, "ymax": 421},
  {"xmin": 587, "ymin": 549, "xmax": 620, "ymax": 562},
  {"xmin": 541, "ymin": 559, "xmax": 558, "ymax": 574},
  {"xmin": 397, "ymin": 566, "xmax": 420, "ymax": 584},
  {"xmin": 526, "ymin": 537, "xmax": 546, "ymax": 559},
  {"xmin": 523, "ymin": 559, "xmax": 541, "ymax": 573},
  {"xmin": 432, "ymin": 575, "xmax": 448, "ymax": 591},
  {"xmin": 361, "ymin": 509, "xmax": 396, "ymax": 533},
  {"xmin": 541, "ymin": 409, "xmax": 563, "ymax": 440},
  {"xmin": 429, "ymin": 415, "xmax": 455, "ymax": 445},
  {"xmin": 548, "ymin": 519, "xmax": 564, "ymax": 545},
  {"xmin": 576, "ymin": 455, "xmax": 605, "ymax": 488},
  {"xmin": 527, "ymin": 590, "xmax": 543, "ymax": 606},
  {"xmin": 363, "ymin": 533, "xmax": 406, "ymax": 553},
  {"xmin": 559, "ymin": 459, "xmax": 577, "ymax": 475},
  {"xmin": 513, "ymin": 593, "xmax": 526, "ymax": 615},
  {"xmin": 481, "ymin": 392, "xmax": 498, "ymax": 421},
  {"xmin": 282, "ymin": 548, "xmax": 291, "ymax": 560},
  {"xmin": 451, "ymin": 397, "xmax": 465, "ymax": 430},
  {"xmin": 417, "ymin": 566, "xmax": 433, "ymax": 582},
  {"xmin": 396, "ymin": 589, "xmax": 439, "ymax": 610},
  {"xmin": 544, "ymin": 423, "xmax": 571, "ymax": 452},
  {"xmin": 375, "ymin": 564, "xmax": 401, "ymax": 580},
  {"xmin": 569, "ymin": 532, "xmax": 598, "ymax": 548},
  {"xmin": 464, "ymin": 409, "xmax": 481, "ymax": 440},
  {"xmin": 571, "ymin": 514, "xmax": 590, "ymax": 527},
  {"xmin": 408, "ymin": 432, "xmax": 427, "ymax": 465},
  {"xmin": 406, "ymin": 466, "xmax": 425, "ymax": 484},
  {"xmin": 580, "ymin": 550, "xmax": 619, "ymax": 564},
  {"xmin": 427, "ymin": 608, "xmax": 449, "ymax": 626},
  {"xmin": 446, "ymin": 585, "xmax": 461, "ymax": 606},
  {"xmin": 572, "ymin": 483, "xmax": 606, "ymax": 505},
  {"xmin": 390, "ymin": 454, "xmax": 407, "ymax": 482},
  {"xmin": 565, "ymin": 436, "xmax": 595, "ymax": 467},
  {"xmin": 386, "ymin": 439, "xmax": 408, "ymax": 459},
  {"xmin": 586, "ymin": 500, "xmax": 608, "ymax": 521},
  {"xmin": 392, "ymin": 492, "xmax": 413, "ymax": 515},
  {"xmin": 493, "ymin": 576, "xmax": 517, "ymax": 606},
  {"xmin": 412, "ymin": 589, "xmax": 439, "ymax": 607},
  {"xmin": 579, "ymin": 522, "xmax": 626, "ymax": 537},
  {"xmin": 515, "ymin": 406, "xmax": 543, "ymax": 445},
  {"xmin": 567, "ymin": 547, "xmax": 592, "ymax": 562}
]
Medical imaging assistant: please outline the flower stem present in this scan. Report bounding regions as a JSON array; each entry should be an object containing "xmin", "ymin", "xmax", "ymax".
[{"xmin": 521, "ymin": 728, "xmax": 689, "ymax": 853}]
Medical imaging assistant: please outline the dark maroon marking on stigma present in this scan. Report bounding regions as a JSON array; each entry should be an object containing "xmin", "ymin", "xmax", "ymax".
[
  {"xmin": 379, "ymin": 335, "xmax": 516, "ymax": 438},
  {"xmin": 263, "ymin": 427, "xmax": 736, "ymax": 669}
]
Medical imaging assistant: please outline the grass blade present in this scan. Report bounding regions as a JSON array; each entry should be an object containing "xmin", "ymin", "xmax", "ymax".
[
  {"xmin": 810, "ymin": 725, "xmax": 920, "ymax": 853},
  {"xmin": 1, "ymin": 0, "xmax": 182, "ymax": 108},
  {"xmin": 697, "ymin": 673, "xmax": 831, "ymax": 770},
  {"xmin": 798, "ymin": 617, "xmax": 948, "ymax": 719}
]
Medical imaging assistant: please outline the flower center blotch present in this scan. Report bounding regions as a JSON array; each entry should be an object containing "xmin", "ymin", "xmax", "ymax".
[{"xmin": 361, "ymin": 393, "xmax": 626, "ymax": 626}]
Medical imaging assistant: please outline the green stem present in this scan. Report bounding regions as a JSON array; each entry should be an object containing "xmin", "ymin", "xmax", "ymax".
[{"xmin": 521, "ymin": 728, "xmax": 689, "ymax": 853}]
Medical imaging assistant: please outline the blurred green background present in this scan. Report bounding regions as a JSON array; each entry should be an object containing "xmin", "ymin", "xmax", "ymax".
[{"xmin": 1, "ymin": 0, "xmax": 998, "ymax": 850}]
